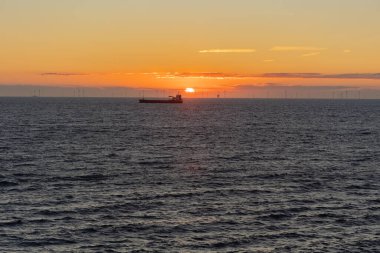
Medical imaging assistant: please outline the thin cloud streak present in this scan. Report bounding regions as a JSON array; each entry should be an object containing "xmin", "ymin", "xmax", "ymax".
[
  {"xmin": 39, "ymin": 71, "xmax": 380, "ymax": 81},
  {"xmin": 153, "ymin": 72, "xmax": 380, "ymax": 80},
  {"xmin": 41, "ymin": 72, "xmax": 87, "ymax": 76},
  {"xmin": 262, "ymin": 73, "xmax": 380, "ymax": 79},
  {"xmin": 302, "ymin": 52, "xmax": 321, "ymax": 57},
  {"xmin": 271, "ymin": 46, "xmax": 327, "ymax": 51},
  {"xmin": 199, "ymin": 49, "xmax": 256, "ymax": 53},
  {"xmin": 155, "ymin": 72, "xmax": 245, "ymax": 80}
]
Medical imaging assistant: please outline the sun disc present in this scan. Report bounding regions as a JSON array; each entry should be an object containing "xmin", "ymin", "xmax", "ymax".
[{"xmin": 185, "ymin": 88, "xmax": 195, "ymax": 93}]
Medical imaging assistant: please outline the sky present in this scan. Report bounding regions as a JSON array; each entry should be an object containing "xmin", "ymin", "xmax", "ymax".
[{"xmin": 1, "ymin": 0, "xmax": 380, "ymax": 97}]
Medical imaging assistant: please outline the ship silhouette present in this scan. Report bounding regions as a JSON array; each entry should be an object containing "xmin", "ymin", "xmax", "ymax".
[{"xmin": 139, "ymin": 94, "xmax": 183, "ymax": 104}]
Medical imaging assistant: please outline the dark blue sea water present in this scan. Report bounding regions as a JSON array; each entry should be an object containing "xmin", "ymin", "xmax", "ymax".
[{"xmin": 0, "ymin": 98, "xmax": 379, "ymax": 252}]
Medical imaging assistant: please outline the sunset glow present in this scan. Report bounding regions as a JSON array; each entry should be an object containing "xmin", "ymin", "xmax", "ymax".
[
  {"xmin": 185, "ymin": 88, "xmax": 195, "ymax": 93},
  {"xmin": 0, "ymin": 0, "xmax": 379, "ymax": 97}
]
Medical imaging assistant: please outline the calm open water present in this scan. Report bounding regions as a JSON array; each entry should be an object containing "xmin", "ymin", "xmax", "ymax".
[{"xmin": 0, "ymin": 98, "xmax": 379, "ymax": 252}]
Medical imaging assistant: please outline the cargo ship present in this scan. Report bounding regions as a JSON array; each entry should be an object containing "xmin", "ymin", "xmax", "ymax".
[{"xmin": 139, "ymin": 94, "xmax": 183, "ymax": 104}]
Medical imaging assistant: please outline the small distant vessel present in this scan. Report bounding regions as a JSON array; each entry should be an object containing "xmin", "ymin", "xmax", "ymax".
[{"xmin": 139, "ymin": 94, "xmax": 183, "ymax": 104}]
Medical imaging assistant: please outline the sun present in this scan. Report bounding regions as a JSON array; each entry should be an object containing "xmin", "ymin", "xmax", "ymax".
[{"xmin": 185, "ymin": 88, "xmax": 195, "ymax": 93}]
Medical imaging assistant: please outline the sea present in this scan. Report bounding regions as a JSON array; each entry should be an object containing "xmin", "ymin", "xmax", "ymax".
[{"xmin": 0, "ymin": 97, "xmax": 379, "ymax": 252}]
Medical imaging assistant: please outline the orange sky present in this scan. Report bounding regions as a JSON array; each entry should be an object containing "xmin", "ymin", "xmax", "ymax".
[{"xmin": 1, "ymin": 0, "xmax": 380, "ymax": 97}]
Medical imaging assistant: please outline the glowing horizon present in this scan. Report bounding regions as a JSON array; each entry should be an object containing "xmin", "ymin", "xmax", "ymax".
[{"xmin": 1, "ymin": 0, "xmax": 380, "ymax": 97}]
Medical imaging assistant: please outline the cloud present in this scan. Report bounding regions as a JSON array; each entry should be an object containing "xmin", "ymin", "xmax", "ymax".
[
  {"xmin": 262, "ymin": 73, "xmax": 380, "ymax": 79},
  {"xmin": 153, "ymin": 72, "xmax": 380, "ymax": 80},
  {"xmin": 155, "ymin": 72, "xmax": 244, "ymax": 80},
  {"xmin": 41, "ymin": 72, "xmax": 87, "ymax": 76},
  {"xmin": 302, "ymin": 52, "xmax": 321, "ymax": 57},
  {"xmin": 271, "ymin": 46, "xmax": 327, "ymax": 51},
  {"xmin": 262, "ymin": 73, "xmax": 321, "ymax": 78},
  {"xmin": 199, "ymin": 49, "xmax": 256, "ymax": 53}
]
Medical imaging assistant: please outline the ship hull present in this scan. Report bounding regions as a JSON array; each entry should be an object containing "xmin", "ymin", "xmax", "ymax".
[{"xmin": 139, "ymin": 99, "xmax": 183, "ymax": 104}]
